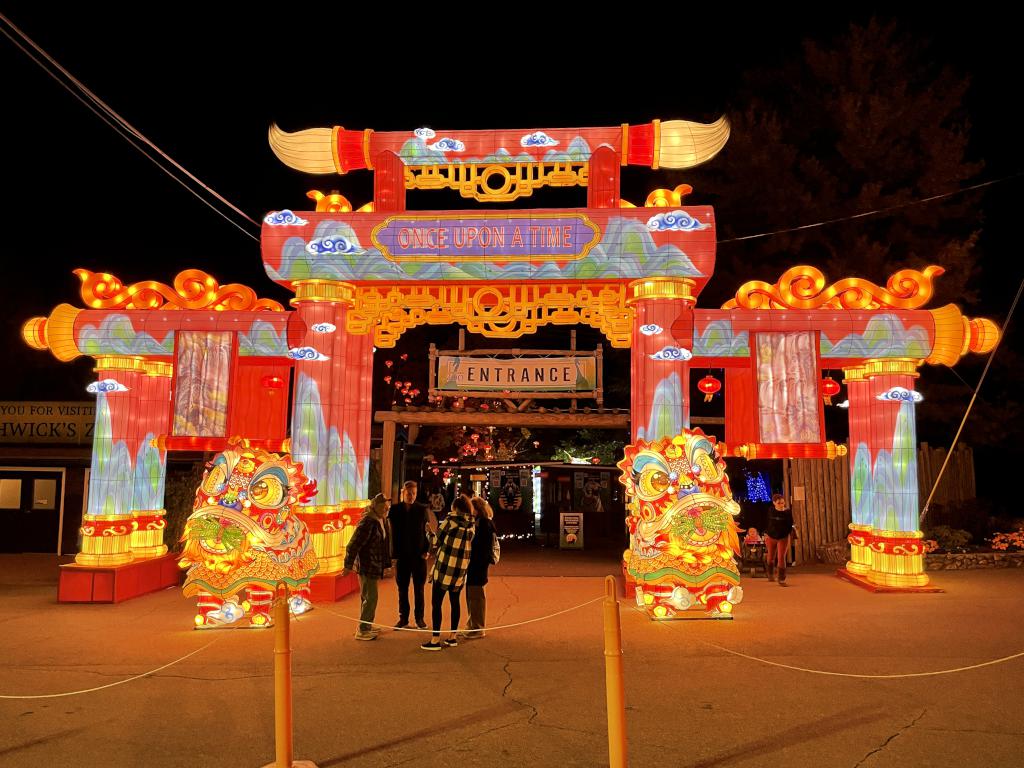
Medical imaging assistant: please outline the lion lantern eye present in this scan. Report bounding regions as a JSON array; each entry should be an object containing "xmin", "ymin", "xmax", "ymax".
[
  {"xmin": 250, "ymin": 475, "xmax": 285, "ymax": 507},
  {"xmin": 638, "ymin": 469, "xmax": 672, "ymax": 498},
  {"xmin": 201, "ymin": 463, "xmax": 228, "ymax": 496}
]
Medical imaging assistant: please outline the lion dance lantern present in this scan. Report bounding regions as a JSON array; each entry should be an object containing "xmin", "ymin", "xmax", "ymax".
[
  {"xmin": 617, "ymin": 428, "xmax": 743, "ymax": 618},
  {"xmin": 179, "ymin": 438, "xmax": 319, "ymax": 628}
]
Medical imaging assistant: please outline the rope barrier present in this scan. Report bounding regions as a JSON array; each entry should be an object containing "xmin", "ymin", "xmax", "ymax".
[
  {"xmin": 319, "ymin": 595, "xmax": 604, "ymax": 634},
  {"xmin": 6, "ymin": 586, "xmax": 1021, "ymax": 699},
  {"xmin": 638, "ymin": 604, "xmax": 1024, "ymax": 679},
  {"xmin": 696, "ymin": 640, "xmax": 1024, "ymax": 679},
  {"xmin": 0, "ymin": 638, "xmax": 220, "ymax": 700}
]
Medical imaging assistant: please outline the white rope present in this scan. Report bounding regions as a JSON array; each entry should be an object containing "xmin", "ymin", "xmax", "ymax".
[
  {"xmin": 640, "ymin": 604, "xmax": 1024, "ymax": 679},
  {"xmin": 698, "ymin": 640, "xmax": 1024, "ymax": 679},
  {"xmin": 0, "ymin": 638, "xmax": 219, "ymax": 700},
  {"xmin": 320, "ymin": 595, "xmax": 604, "ymax": 634}
]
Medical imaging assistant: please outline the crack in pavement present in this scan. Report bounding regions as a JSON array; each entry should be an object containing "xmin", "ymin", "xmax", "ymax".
[
  {"xmin": 491, "ymin": 576, "xmax": 520, "ymax": 626},
  {"xmin": 853, "ymin": 709, "xmax": 927, "ymax": 767},
  {"xmin": 500, "ymin": 657, "xmax": 539, "ymax": 725}
]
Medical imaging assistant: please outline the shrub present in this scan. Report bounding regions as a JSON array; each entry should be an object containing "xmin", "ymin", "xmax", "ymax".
[{"xmin": 922, "ymin": 525, "xmax": 971, "ymax": 552}]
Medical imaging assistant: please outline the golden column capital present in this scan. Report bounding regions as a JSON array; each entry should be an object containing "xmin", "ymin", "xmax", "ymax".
[
  {"xmin": 290, "ymin": 280, "xmax": 357, "ymax": 307},
  {"xmin": 842, "ymin": 357, "xmax": 920, "ymax": 382},
  {"xmin": 626, "ymin": 277, "xmax": 696, "ymax": 305},
  {"xmin": 94, "ymin": 355, "xmax": 148, "ymax": 373},
  {"xmin": 144, "ymin": 360, "xmax": 174, "ymax": 377}
]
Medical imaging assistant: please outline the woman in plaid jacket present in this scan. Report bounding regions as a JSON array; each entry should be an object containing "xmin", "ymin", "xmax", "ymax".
[{"xmin": 421, "ymin": 495, "xmax": 475, "ymax": 651}]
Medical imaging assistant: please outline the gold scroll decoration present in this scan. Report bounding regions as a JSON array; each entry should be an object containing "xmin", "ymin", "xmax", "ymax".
[
  {"xmin": 75, "ymin": 269, "xmax": 285, "ymax": 312},
  {"xmin": 722, "ymin": 265, "xmax": 944, "ymax": 310}
]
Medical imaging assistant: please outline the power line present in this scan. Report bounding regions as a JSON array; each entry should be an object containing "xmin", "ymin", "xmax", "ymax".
[
  {"xmin": 718, "ymin": 173, "xmax": 1024, "ymax": 244},
  {"xmin": 0, "ymin": 14, "xmax": 261, "ymax": 242}
]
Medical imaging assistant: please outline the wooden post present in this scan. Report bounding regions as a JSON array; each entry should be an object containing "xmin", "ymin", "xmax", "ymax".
[
  {"xmin": 272, "ymin": 585, "xmax": 292, "ymax": 768},
  {"xmin": 603, "ymin": 576, "xmax": 628, "ymax": 768},
  {"xmin": 382, "ymin": 420, "xmax": 396, "ymax": 501},
  {"xmin": 429, "ymin": 343, "xmax": 437, "ymax": 399}
]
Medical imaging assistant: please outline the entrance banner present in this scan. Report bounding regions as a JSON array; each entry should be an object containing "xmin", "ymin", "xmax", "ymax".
[{"xmin": 438, "ymin": 356, "xmax": 595, "ymax": 392}]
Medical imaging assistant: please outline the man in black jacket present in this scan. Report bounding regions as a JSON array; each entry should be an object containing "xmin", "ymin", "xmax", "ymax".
[{"xmin": 390, "ymin": 480, "xmax": 431, "ymax": 628}]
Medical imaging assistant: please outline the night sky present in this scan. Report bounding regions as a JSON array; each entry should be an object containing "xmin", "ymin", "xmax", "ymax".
[{"xmin": 1, "ymin": 10, "xmax": 1020, "ymax": 500}]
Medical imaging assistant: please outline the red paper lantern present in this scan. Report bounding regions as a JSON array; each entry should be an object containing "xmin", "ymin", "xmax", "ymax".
[
  {"xmin": 698, "ymin": 374, "xmax": 721, "ymax": 402},
  {"xmin": 821, "ymin": 376, "xmax": 841, "ymax": 405},
  {"xmin": 261, "ymin": 375, "xmax": 285, "ymax": 389}
]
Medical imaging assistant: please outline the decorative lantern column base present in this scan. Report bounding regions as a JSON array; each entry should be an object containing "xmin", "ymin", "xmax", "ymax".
[
  {"xmin": 844, "ymin": 523, "xmax": 873, "ymax": 576},
  {"xmin": 76, "ymin": 514, "xmax": 135, "ymax": 567},
  {"xmin": 867, "ymin": 529, "xmax": 929, "ymax": 588},
  {"xmin": 838, "ymin": 529, "xmax": 943, "ymax": 592},
  {"xmin": 298, "ymin": 501, "xmax": 366, "ymax": 602},
  {"xmin": 130, "ymin": 509, "xmax": 168, "ymax": 559}
]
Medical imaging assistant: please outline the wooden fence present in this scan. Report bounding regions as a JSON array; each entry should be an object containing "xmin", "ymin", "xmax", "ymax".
[
  {"xmin": 783, "ymin": 452, "xmax": 851, "ymax": 565},
  {"xmin": 781, "ymin": 443, "xmax": 974, "ymax": 564},
  {"xmin": 917, "ymin": 442, "xmax": 975, "ymax": 507}
]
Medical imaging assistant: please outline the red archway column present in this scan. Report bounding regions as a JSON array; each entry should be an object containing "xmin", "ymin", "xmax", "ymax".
[
  {"xmin": 843, "ymin": 359, "xmax": 926, "ymax": 588},
  {"xmin": 79, "ymin": 355, "xmax": 146, "ymax": 566},
  {"xmin": 129, "ymin": 361, "xmax": 172, "ymax": 558},
  {"xmin": 628, "ymin": 278, "xmax": 696, "ymax": 442},
  {"xmin": 289, "ymin": 281, "xmax": 372, "ymax": 598}
]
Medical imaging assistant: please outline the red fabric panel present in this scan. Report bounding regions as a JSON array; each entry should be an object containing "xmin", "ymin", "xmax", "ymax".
[
  {"xmin": 228, "ymin": 363, "xmax": 290, "ymax": 441},
  {"xmin": 725, "ymin": 366, "xmax": 757, "ymax": 444}
]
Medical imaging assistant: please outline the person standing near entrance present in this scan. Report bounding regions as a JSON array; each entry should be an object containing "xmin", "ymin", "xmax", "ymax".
[
  {"xmin": 764, "ymin": 493, "xmax": 794, "ymax": 586},
  {"xmin": 390, "ymin": 480, "xmax": 430, "ymax": 629},
  {"xmin": 342, "ymin": 493, "xmax": 392, "ymax": 639},
  {"xmin": 464, "ymin": 496, "xmax": 497, "ymax": 639},
  {"xmin": 421, "ymin": 495, "xmax": 475, "ymax": 651}
]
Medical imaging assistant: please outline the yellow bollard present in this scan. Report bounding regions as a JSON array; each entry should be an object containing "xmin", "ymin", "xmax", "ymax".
[
  {"xmin": 263, "ymin": 585, "xmax": 318, "ymax": 768},
  {"xmin": 603, "ymin": 575, "xmax": 628, "ymax": 768},
  {"xmin": 273, "ymin": 584, "xmax": 294, "ymax": 768}
]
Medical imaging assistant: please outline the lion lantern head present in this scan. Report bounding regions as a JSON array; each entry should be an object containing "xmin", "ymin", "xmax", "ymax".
[
  {"xmin": 179, "ymin": 438, "xmax": 319, "ymax": 609},
  {"xmin": 617, "ymin": 428, "xmax": 744, "ymax": 618}
]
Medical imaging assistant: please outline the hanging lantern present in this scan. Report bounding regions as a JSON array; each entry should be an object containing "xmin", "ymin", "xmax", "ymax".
[
  {"xmin": 260, "ymin": 375, "xmax": 285, "ymax": 389},
  {"xmin": 698, "ymin": 374, "xmax": 721, "ymax": 402},
  {"xmin": 821, "ymin": 376, "xmax": 841, "ymax": 405}
]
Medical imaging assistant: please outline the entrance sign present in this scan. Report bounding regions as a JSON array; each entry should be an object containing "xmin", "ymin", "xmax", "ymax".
[{"xmin": 437, "ymin": 356, "xmax": 595, "ymax": 391}]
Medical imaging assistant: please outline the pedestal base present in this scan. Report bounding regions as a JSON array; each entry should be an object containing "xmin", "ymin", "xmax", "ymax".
[
  {"xmin": 58, "ymin": 553, "xmax": 181, "ymax": 603},
  {"xmin": 308, "ymin": 570, "xmax": 359, "ymax": 602},
  {"xmin": 836, "ymin": 567, "xmax": 944, "ymax": 593},
  {"xmin": 260, "ymin": 761, "xmax": 319, "ymax": 767}
]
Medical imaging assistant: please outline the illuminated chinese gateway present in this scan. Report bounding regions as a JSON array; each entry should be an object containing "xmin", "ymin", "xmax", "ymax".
[{"xmin": 23, "ymin": 116, "xmax": 998, "ymax": 613}]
